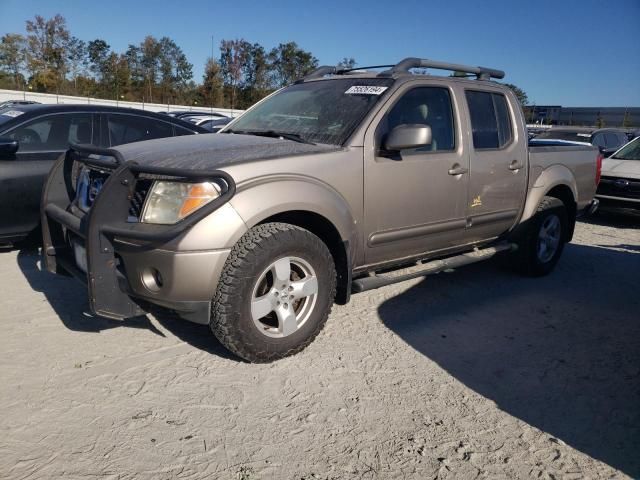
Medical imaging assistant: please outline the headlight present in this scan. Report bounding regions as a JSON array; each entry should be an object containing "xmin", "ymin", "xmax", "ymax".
[{"xmin": 141, "ymin": 181, "xmax": 221, "ymax": 224}]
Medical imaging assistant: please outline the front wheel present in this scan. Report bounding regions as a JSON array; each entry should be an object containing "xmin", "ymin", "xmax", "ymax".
[
  {"xmin": 210, "ymin": 222, "xmax": 336, "ymax": 362},
  {"xmin": 514, "ymin": 196, "xmax": 568, "ymax": 276}
]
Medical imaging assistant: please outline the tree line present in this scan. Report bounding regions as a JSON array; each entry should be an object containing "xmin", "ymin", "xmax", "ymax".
[
  {"xmin": 0, "ymin": 14, "xmax": 530, "ymax": 111},
  {"xmin": 0, "ymin": 14, "xmax": 358, "ymax": 109}
]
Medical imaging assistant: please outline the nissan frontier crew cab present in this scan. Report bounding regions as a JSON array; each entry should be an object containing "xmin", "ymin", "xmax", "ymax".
[{"xmin": 42, "ymin": 57, "xmax": 601, "ymax": 362}]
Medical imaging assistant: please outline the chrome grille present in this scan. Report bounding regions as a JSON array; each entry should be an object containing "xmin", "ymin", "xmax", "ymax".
[
  {"xmin": 73, "ymin": 164, "xmax": 152, "ymax": 220},
  {"xmin": 598, "ymin": 176, "xmax": 640, "ymax": 200}
]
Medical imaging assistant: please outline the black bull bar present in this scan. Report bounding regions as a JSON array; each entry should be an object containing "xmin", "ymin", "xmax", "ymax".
[{"xmin": 41, "ymin": 143, "xmax": 236, "ymax": 320}]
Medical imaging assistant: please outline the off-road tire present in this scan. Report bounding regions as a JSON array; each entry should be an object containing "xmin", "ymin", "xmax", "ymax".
[
  {"xmin": 210, "ymin": 222, "xmax": 336, "ymax": 362},
  {"xmin": 514, "ymin": 196, "xmax": 568, "ymax": 277}
]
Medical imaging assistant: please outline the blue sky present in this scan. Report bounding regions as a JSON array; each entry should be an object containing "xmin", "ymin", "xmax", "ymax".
[{"xmin": 1, "ymin": 0, "xmax": 638, "ymax": 107}]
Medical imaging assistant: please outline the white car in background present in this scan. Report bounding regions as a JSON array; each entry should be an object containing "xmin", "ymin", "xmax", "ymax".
[{"xmin": 596, "ymin": 137, "xmax": 640, "ymax": 211}]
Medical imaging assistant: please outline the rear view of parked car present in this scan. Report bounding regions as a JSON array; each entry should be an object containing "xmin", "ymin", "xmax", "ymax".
[
  {"xmin": 596, "ymin": 137, "xmax": 640, "ymax": 210},
  {"xmin": 0, "ymin": 104, "xmax": 206, "ymax": 245}
]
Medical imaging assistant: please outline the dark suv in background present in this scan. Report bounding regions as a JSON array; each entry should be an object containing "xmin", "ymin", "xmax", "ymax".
[{"xmin": 0, "ymin": 104, "xmax": 206, "ymax": 245}]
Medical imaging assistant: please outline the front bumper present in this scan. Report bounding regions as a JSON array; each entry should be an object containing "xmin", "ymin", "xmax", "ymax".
[
  {"xmin": 595, "ymin": 176, "xmax": 640, "ymax": 210},
  {"xmin": 41, "ymin": 144, "xmax": 236, "ymax": 323},
  {"xmin": 119, "ymin": 247, "xmax": 231, "ymax": 324}
]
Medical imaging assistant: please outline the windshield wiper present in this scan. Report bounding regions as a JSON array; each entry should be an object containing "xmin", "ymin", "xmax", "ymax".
[{"xmin": 223, "ymin": 129, "xmax": 315, "ymax": 145}]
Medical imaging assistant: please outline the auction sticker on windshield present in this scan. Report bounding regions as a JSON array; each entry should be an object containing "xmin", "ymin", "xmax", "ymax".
[{"xmin": 345, "ymin": 86, "xmax": 388, "ymax": 95}]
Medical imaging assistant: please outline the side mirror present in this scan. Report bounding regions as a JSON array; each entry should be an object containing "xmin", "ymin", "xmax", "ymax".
[
  {"xmin": 0, "ymin": 137, "xmax": 19, "ymax": 156},
  {"xmin": 384, "ymin": 124, "xmax": 432, "ymax": 151}
]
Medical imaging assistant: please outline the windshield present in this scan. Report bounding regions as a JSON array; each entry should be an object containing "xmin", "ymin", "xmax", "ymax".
[
  {"xmin": 226, "ymin": 78, "xmax": 394, "ymax": 145},
  {"xmin": 612, "ymin": 137, "xmax": 640, "ymax": 160},
  {"xmin": 535, "ymin": 130, "xmax": 593, "ymax": 143}
]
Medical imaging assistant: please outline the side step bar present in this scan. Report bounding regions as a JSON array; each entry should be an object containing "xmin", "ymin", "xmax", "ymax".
[{"xmin": 352, "ymin": 242, "xmax": 516, "ymax": 293}]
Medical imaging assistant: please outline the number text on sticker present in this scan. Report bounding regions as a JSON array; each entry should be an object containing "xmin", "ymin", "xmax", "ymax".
[{"xmin": 345, "ymin": 86, "xmax": 388, "ymax": 95}]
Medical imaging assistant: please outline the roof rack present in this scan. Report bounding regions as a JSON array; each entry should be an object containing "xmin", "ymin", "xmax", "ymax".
[
  {"xmin": 380, "ymin": 57, "xmax": 504, "ymax": 80},
  {"xmin": 301, "ymin": 66, "xmax": 337, "ymax": 81},
  {"xmin": 300, "ymin": 64, "xmax": 395, "ymax": 82},
  {"xmin": 336, "ymin": 64, "xmax": 395, "ymax": 74},
  {"xmin": 299, "ymin": 57, "xmax": 504, "ymax": 82}
]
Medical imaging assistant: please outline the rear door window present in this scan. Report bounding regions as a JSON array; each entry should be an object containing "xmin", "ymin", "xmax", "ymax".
[
  {"xmin": 6, "ymin": 113, "xmax": 92, "ymax": 153},
  {"xmin": 592, "ymin": 134, "xmax": 606, "ymax": 148},
  {"xmin": 107, "ymin": 114, "xmax": 173, "ymax": 146},
  {"xmin": 465, "ymin": 91, "xmax": 513, "ymax": 149},
  {"xmin": 604, "ymin": 133, "xmax": 617, "ymax": 148},
  {"xmin": 68, "ymin": 114, "xmax": 94, "ymax": 144}
]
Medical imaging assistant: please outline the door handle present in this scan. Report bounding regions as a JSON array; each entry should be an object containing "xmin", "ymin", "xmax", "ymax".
[
  {"xmin": 509, "ymin": 160, "xmax": 523, "ymax": 171},
  {"xmin": 448, "ymin": 164, "xmax": 469, "ymax": 176}
]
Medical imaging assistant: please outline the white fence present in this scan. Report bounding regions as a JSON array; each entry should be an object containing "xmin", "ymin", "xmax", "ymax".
[{"xmin": 0, "ymin": 89, "xmax": 244, "ymax": 117}]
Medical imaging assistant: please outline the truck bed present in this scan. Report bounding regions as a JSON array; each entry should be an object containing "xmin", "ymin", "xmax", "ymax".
[{"xmin": 528, "ymin": 142, "xmax": 599, "ymax": 211}]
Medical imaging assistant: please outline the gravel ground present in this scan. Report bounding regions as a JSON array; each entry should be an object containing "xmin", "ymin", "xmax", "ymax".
[{"xmin": 1, "ymin": 210, "xmax": 639, "ymax": 480}]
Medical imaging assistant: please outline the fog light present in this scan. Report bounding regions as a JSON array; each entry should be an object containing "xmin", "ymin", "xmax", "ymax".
[{"xmin": 141, "ymin": 267, "xmax": 163, "ymax": 292}]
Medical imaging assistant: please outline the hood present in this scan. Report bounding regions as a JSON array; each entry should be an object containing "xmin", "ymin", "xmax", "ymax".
[
  {"xmin": 111, "ymin": 133, "xmax": 341, "ymax": 170},
  {"xmin": 601, "ymin": 158, "xmax": 640, "ymax": 180}
]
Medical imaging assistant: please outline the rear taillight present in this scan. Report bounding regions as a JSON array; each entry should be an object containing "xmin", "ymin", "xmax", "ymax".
[{"xmin": 595, "ymin": 153, "xmax": 603, "ymax": 186}]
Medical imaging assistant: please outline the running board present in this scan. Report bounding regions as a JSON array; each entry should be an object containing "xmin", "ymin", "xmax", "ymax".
[{"xmin": 351, "ymin": 242, "xmax": 516, "ymax": 293}]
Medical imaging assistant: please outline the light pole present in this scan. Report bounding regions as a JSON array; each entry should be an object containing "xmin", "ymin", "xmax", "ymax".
[{"xmin": 215, "ymin": 35, "xmax": 218, "ymax": 113}]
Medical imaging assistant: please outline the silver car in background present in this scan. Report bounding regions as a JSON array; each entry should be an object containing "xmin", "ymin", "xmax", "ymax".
[{"xmin": 596, "ymin": 137, "xmax": 640, "ymax": 210}]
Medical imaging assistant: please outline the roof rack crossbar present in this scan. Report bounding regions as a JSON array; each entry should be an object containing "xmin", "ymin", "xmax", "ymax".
[
  {"xmin": 382, "ymin": 57, "xmax": 505, "ymax": 80},
  {"xmin": 298, "ymin": 64, "xmax": 396, "ymax": 82},
  {"xmin": 336, "ymin": 64, "xmax": 395, "ymax": 74},
  {"xmin": 296, "ymin": 66, "xmax": 337, "ymax": 83}
]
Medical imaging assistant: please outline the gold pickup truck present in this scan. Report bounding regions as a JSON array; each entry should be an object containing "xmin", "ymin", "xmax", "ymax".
[{"xmin": 42, "ymin": 57, "xmax": 601, "ymax": 362}]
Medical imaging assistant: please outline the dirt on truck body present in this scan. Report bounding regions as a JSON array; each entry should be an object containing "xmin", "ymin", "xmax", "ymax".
[{"xmin": 41, "ymin": 57, "xmax": 601, "ymax": 362}]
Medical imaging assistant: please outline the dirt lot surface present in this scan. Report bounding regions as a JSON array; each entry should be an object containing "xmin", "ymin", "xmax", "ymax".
[{"xmin": 1, "ymin": 211, "xmax": 639, "ymax": 480}]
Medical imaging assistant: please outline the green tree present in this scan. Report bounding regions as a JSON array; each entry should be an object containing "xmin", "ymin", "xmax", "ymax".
[
  {"xmin": 336, "ymin": 57, "xmax": 356, "ymax": 70},
  {"xmin": 66, "ymin": 36, "xmax": 88, "ymax": 94},
  {"xmin": 107, "ymin": 52, "xmax": 131, "ymax": 100},
  {"xmin": 124, "ymin": 44, "xmax": 144, "ymax": 98},
  {"xmin": 503, "ymin": 83, "xmax": 529, "ymax": 106},
  {"xmin": 140, "ymin": 36, "xmax": 161, "ymax": 102},
  {"xmin": 220, "ymin": 39, "xmax": 249, "ymax": 109},
  {"xmin": 201, "ymin": 57, "xmax": 224, "ymax": 107},
  {"xmin": 25, "ymin": 14, "xmax": 70, "ymax": 92},
  {"xmin": 0, "ymin": 33, "xmax": 26, "ymax": 89},
  {"xmin": 87, "ymin": 39, "xmax": 110, "ymax": 79},
  {"xmin": 268, "ymin": 42, "xmax": 318, "ymax": 87},
  {"xmin": 241, "ymin": 42, "xmax": 271, "ymax": 106},
  {"xmin": 158, "ymin": 37, "xmax": 193, "ymax": 103}
]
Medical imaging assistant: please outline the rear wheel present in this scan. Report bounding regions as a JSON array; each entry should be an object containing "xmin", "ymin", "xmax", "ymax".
[
  {"xmin": 514, "ymin": 196, "xmax": 568, "ymax": 276},
  {"xmin": 210, "ymin": 222, "xmax": 336, "ymax": 362}
]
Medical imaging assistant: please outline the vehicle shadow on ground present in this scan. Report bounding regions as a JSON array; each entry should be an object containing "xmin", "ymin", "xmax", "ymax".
[
  {"xmin": 378, "ymin": 243, "xmax": 640, "ymax": 477},
  {"xmin": 15, "ymin": 248, "xmax": 238, "ymax": 360},
  {"xmin": 579, "ymin": 208, "xmax": 640, "ymax": 229}
]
